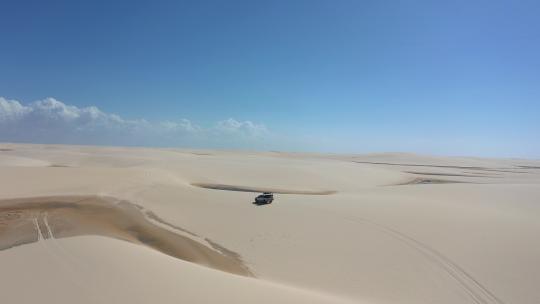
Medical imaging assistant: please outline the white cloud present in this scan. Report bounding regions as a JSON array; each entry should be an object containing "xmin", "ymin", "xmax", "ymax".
[
  {"xmin": 0, "ymin": 97, "xmax": 30, "ymax": 121},
  {"xmin": 0, "ymin": 97, "xmax": 271, "ymax": 148},
  {"xmin": 159, "ymin": 119, "xmax": 200, "ymax": 133},
  {"xmin": 215, "ymin": 118, "xmax": 269, "ymax": 137}
]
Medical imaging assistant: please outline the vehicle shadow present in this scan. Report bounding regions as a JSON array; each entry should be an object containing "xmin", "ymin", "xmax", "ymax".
[{"xmin": 252, "ymin": 201, "xmax": 271, "ymax": 206}]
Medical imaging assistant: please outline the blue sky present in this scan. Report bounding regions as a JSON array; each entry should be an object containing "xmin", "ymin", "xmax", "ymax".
[{"xmin": 1, "ymin": 0, "xmax": 539, "ymax": 157}]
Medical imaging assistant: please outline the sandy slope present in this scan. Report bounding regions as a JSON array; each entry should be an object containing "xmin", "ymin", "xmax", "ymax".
[{"xmin": 1, "ymin": 143, "xmax": 539, "ymax": 304}]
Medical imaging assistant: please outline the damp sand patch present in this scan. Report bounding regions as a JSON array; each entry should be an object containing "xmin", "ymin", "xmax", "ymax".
[
  {"xmin": 390, "ymin": 178, "xmax": 468, "ymax": 186},
  {"xmin": 191, "ymin": 183, "xmax": 336, "ymax": 195},
  {"xmin": 0, "ymin": 195, "xmax": 251, "ymax": 276}
]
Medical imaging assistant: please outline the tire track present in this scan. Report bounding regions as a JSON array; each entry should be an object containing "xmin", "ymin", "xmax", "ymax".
[
  {"xmin": 33, "ymin": 217, "xmax": 43, "ymax": 241},
  {"xmin": 306, "ymin": 203, "xmax": 505, "ymax": 304},
  {"xmin": 42, "ymin": 212, "xmax": 83, "ymax": 267},
  {"xmin": 340, "ymin": 215, "xmax": 505, "ymax": 304},
  {"xmin": 32, "ymin": 212, "xmax": 108, "ymax": 302}
]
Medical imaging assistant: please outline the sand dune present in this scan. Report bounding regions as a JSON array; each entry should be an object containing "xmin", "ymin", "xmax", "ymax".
[
  {"xmin": 1, "ymin": 143, "xmax": 539, "ymax": 304},
  {"xmin": 0, "ymin": 154, "xmax": 50, "ymax": 167}
]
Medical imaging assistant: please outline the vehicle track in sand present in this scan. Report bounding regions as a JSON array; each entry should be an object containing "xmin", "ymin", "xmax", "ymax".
[
  {"xmin": 339, "ymin": 215, "xmax": 505, "ymax": 304},
  {"xmin": 305, "ymin": 201, "xmax": 505, "ymax": 304}
]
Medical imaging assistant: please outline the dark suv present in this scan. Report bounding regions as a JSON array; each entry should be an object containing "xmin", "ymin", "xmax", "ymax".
[{"xmin": 254, "ymin": 192, "xmax": 274, "ymax": 205}]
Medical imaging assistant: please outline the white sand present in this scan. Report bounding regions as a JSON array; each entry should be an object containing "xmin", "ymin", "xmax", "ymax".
[{"xmin": 1, "ymin": 143, "xmax": 539, "ymax": 304}]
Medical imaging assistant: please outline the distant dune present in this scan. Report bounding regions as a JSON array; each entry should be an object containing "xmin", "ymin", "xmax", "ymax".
[{"xmin": 1, "ymin": 143, "xmax": 539, "ymax": 304}]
